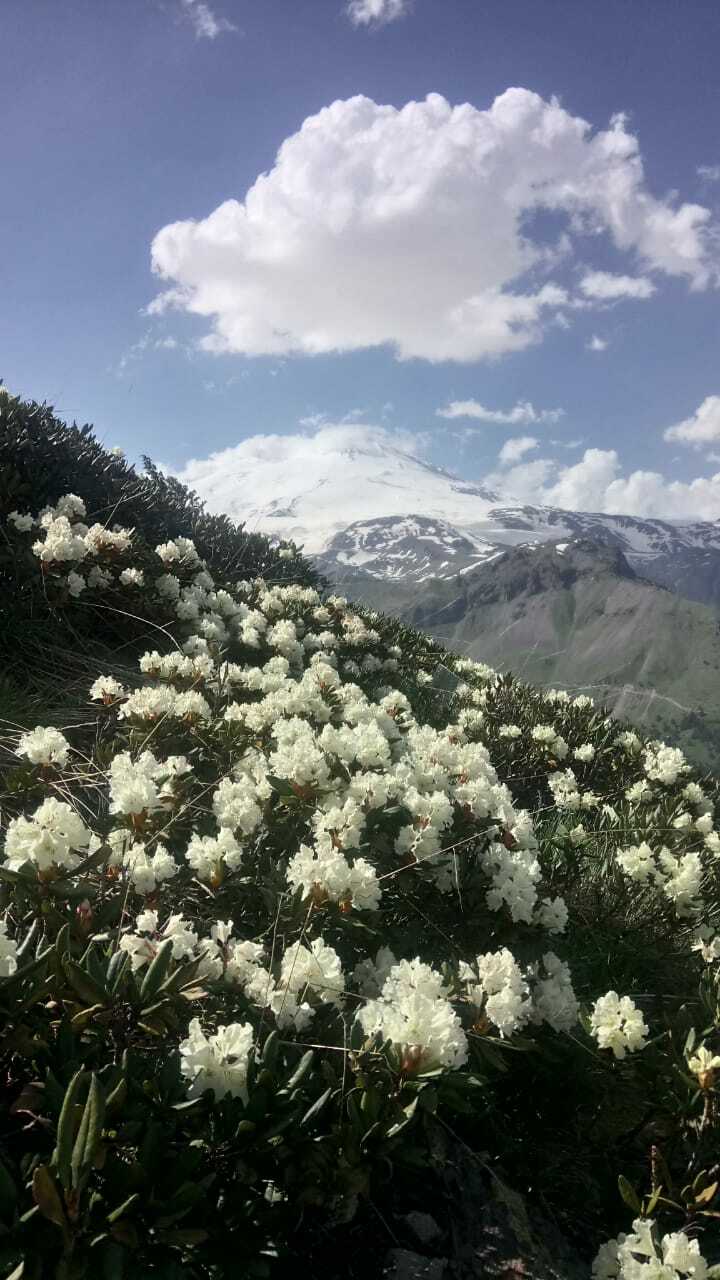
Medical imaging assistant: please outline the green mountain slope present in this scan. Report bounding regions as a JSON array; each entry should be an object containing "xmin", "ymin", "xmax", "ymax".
[{"xmin": 346, "ymin": 539, "xmax": 720, "ymax": 767}]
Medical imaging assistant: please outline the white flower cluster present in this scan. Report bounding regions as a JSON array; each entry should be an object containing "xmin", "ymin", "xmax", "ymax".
[
  {"xmin": 89, "ymin": 675, "xmax": 126, "ymax": 702},
  {"xmin": 108, "ymin": 750, "xmax": 190, "ymax": 816},
  {"xmin": 8, "ymin": 510, "xmax": 34, "ymax": 532},
  {"xmin": 287, "ymin": 842, "xmax": 381, "ymax": 911},
  {"xmin": 271, "ymin": 937, "xmax": 346, "ymax": 1029},
  {"xmin": 29, "ymin": 496, "xmax": 133, "ymax": 575},
  {"xmin": 531, "ymin": 952, "xmax": 579, "ymax": 1032},
  {"xmin": 16, "ymin": 496, "xmax": 717, "ymax": 1111},
  {"xmin": 116, "ymin": 909, "xmax": 345, "ymax": 1034},
  {"xmin": 108, "ymin": 834, "xmax": 179, "ymax": 894},
  {"xmin": 118, "ymin": 685, "xmax": 211, "ymax": 723},
  {"xmin": 463, "ymin": 947, "xmax": 531, "ymax": 1038},
  {"xmin": 617, "ymin": 842, "xmax": 704, "ymax": 917},
  {"xmin": 358, "ymin": 958, "xmax": 468, "ymax": 1072},
  {"xmin": 643, "ymin": 743, "xmax": 690, "ymax": 786},
  {"xmin": 119, "ymin": 908, "xmax": 198, "ymax": 969},
  {"xmin": 15, "ymin": 726, "xmax": 70, "ymax": 767},
  {"xmin": 4, "ymin": 799, "xmax": 91, "ymax": 874},
  {"xmin": 547, "ymin": 768, "xmax": 599, "ymax": 812},
  {"xmin": 179, "ymin": 1017, "xmax": 254, "ymax": 1101},
  {"xmin": 593, "ymin": 1217, "xmax": 708, "ymax": 1279},
  {"xmin": 461, "ymin": 947, "xmax": 578, "ymax": 1038},
  {"xmin": 155, "ymin": 537, "xmax": 201, "ymax": 567},
  {"xmin": 531, "ymin": 725, "xmax": 569, "ymax": 759},
  {"xmin": 185, "ymin": 829, "xmax": 244, "ymax": 883},
  {"xmin": 590, "ymin": 992, "xmax": 649, "ymax": 1059}
]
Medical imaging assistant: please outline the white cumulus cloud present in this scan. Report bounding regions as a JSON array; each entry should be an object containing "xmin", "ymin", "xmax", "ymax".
[
  {"xmin": 149, "ymin": 89, "xmax": 719, "ymax": 363},
  {"xmin": 663, "ymin": 396, "xmax": 720, "ymax": 448},
  {"xmin": 580, "ymin": 270, "xmax": 655, "ymax": 300},
  {"xmin": 498, "ymin": 436, "xmax": 539, "ymax": 465},
  {"xmin": 179, "ymin": 0, "xmax": 237, "ymax": 39},
  {"xmin": 347, "ymin": 0, "xmax": 411, "ymax": 26},
  {"xmin": 437, "ymin": 398, "xmax": 564, "ymax": 425},
  {"xmin": 586, "ymin": 335, "xmax": 608, "ymax": 352},
  {"xmin": 491, "ymin": 447, "xmax": 720, "ymax": 520}
]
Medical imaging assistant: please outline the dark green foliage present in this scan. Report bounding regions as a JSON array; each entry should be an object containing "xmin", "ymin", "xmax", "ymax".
[
  {"xmin": 0, "ymin": 390, "xmax": 320, "ymax": 588},
  {"xmin": 0, "ymin": 391, "xmax": 321, "ymax": 722}
]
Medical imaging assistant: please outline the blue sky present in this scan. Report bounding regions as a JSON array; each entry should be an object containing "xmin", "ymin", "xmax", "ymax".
[{"xmin": 3, "ymin": 0, "xmax": 720, "ymax": 518}]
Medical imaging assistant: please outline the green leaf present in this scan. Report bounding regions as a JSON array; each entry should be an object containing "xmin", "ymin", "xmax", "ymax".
[
  {"xmin": 107, "ymin": 950, "xmax": 130, "ymax": 993},
  {"xmin": 158, "ymin": 1228, "xmax": 209, "ymax": 1246},
  {"xmin": 54, "ymin": 923, "xmax": 71, "ymax": 961},
  {"xmin": 32, "ymin": 1165, "xmax": 66, "ymax": 1229},
  {"xmin": 360, "ymin": 1086, "xmax": 381, "ymax": 1122},
  {"xmin": 53, "ymin": 1069, "xmax": 86, "ymax": 1191},
  {"xmin": 105, "ymin": 1076, "xmax": 127, "ymax": 1119},
  {"xmin": 139, "ymin": 939, "xmax": 174, "ymax": 1004},
  {"xmin": 285, "ymin": 1049, "xmax": 314, "ymax": 1091},
  {"xmin": 70, "ymin": 844, "xmax": 111, "ymax": 878},
  {"xmin": 71, "ymin": 1002, "xmax": 106, "ymax": 1030},
  {"xmin": 71, "ymin": 1073, "xmax": 106, "ymax": 1190},
  {"xmin": 107, "ymin": 1193, "xmax": 140, "ymax": 1224},
  {"xmin": 261, "ymin": 1030, "xmax": 280, "ymax": 1071},
  {"xmin": 156, "ymin": 956, "xmax": 200, "ymax": 996},
  {"xmin": 0, "ymin": 867, "xmax": 35, "ymax": 886},
  {"xmin": 300, "ymin": 1086, "xmax": 333, "ymax": 1129},
  {"xmin": 618, "ymin": 1174, "xmax": 642, "ymax": 1215},
  {"xmin": 62, "ymin": 958, "xmax": 108, "ymax": 1007},
  {"xmin": 266, "ymin": 775, "xmax": 297, "ymax": 797},
  {"xmin": 645, "ymin": 1186, "xmax": 662, "ymax": 1215},
  {"xmin": 386, "ymin": 1096, "xmax": 419, "ymax": 1138}
]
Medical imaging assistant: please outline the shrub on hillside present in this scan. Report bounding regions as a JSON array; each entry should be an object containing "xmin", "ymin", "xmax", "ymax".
[
  {"xmin": 0, "ymin": 390, "xmax": 318, "ymax": 716},
  {"xmin": 1, "ymin": 490, "xmax": 720, "ymax": 1278}
]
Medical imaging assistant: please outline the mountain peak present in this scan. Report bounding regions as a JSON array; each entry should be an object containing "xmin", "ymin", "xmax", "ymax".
[
  {"xmin": 176, "ymin": 427, "xmax": 720, "ymax": 593},
  {"xmin": 316, "ymin": 512, "xmax": 503, "ymax": 583},
  {"xmin": 177, "ymin": 425, "xmax": 508, "ymax": 553}
]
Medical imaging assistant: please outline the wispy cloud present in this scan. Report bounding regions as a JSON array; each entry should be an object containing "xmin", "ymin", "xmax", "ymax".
[
  {"xmin": 298, "ymin": 407, "xmax": 370, "ymax": 429},
  {"xmin": 698, "ymin": 164, "xmax": 720, "ymax": 183},
  {"xmin": 179, "ymin": 0, "xmax": 238, "ymax": 41},
  {"xmin": 498, "ymin": 436, "xmax": 539, "ymax": 465},
  {"xmin": 586, "ymin": 335, "xmax": 608, "ymax": 352},
  {"xmin": 437, "ymin": 399, "xmax": 564, "ymax": 426},
  {"xmin": 663, "ymin": 395, "xmax": 720, "ymax": 449},
  {"xmin": 114, "ymin": 331, "xmax": 182, "ymax": 376},
  {"xmin": 346, "ymin": 0, "xmax": 411, "ymax": 27},
  {"xmin": 580, "ymin": 271, "xmax": 655, "ymax": 301}
]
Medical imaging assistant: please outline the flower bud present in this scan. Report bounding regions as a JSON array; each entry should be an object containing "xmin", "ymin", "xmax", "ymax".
[{"xmin": 75, "ymin": 899, "xmax": 93, "ymax": 932}]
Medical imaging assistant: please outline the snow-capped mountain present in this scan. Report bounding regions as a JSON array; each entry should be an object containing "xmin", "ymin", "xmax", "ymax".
[
  {"xmin": 178, "ymin": 431, "xmax": 720, "ymax": 606},
  {"xmin": 176, "ymin": 431, "xmax": 503, "ymax": 554},
  {"xmin": 314, "ymin": 515, "xmax": 503, "ymax": 583}
]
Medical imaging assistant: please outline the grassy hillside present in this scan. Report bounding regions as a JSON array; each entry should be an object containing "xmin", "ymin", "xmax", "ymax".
[
  {"xmin": 2, "ymin": 398, "xmax": 720, "ymax": 1279},
  {"xmin": 0, "ymin": 388, "xmax": 319, "ymax": 734}
]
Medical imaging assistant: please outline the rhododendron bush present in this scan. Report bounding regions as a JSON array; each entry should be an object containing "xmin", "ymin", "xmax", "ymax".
[{"xmin": 2, "ymin": 473, "xmax": 720, "ymax": 1276}]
